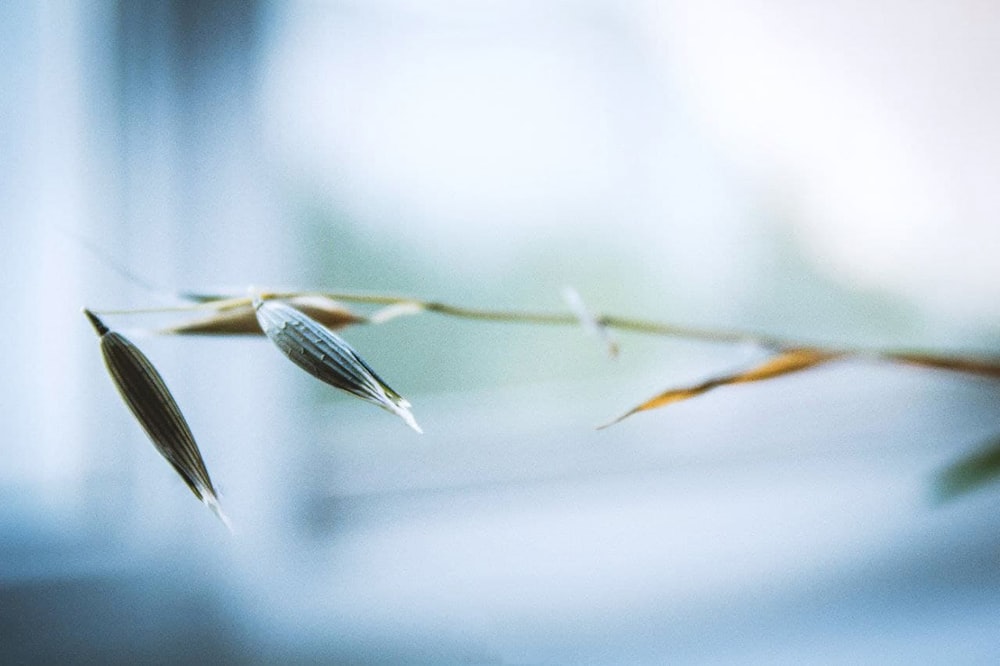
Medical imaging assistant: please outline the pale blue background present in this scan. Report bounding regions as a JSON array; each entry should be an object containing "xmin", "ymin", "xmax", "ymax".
[{"xmin": 2, "ymin": 1, "xmax": 999, "ymax": 663}]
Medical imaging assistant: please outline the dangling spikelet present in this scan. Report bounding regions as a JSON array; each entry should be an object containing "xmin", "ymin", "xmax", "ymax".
[
  {"xmin": 83, "ymin": 309, "xmax": 231, "ymax": 530},
  {"xmin": 253, "ymin": 297, "xmax": 421, "ymax": 433}
]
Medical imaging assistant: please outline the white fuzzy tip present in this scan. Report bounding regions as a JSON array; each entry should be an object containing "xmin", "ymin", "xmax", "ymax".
[
  {"xmin": 204, "ymin": 494, "xmax": 234, "ymax": 533},
  {"xmin": 395, "ymin": 406, "xmax": 423, "ymax": 434}
]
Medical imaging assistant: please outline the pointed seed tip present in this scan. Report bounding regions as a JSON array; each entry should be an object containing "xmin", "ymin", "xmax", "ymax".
[
  {"xmin": 391, "ymin": 404, "xmax": 422, "ymax": 433},
  {"xmin": 82, "ymin": 308, "xmax": 109, "ymax": 336},
  {"xmin": 205, "ymin": 495, "xmax": 233, "ymax": 533},
  {"xmin": 595, "ymin": 412, "xmax": 630, "ymax": 430},
  {"xmin": 401, "ymin": 410, "xmax": 423, "ymax": 434}
]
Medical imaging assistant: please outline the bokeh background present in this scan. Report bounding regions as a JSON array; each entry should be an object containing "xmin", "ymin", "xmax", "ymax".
[{"xmin": 3, "ymin": 1, "xmax": 999, "ymax": 662}]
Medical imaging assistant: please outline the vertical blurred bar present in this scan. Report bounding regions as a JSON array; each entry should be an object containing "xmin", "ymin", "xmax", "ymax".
[
  {"xmin": 0, "ymin": 0, "xmax": 97, "ymax": 530},
  {"xmin": 107, "ymin": 0, "xmax": 303, "ymax": 540}
]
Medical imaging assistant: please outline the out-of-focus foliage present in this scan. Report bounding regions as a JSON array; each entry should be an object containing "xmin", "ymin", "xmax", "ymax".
[{"xmin": 935, "ymin": 435, "xmax": 1000, "ymax": 502}]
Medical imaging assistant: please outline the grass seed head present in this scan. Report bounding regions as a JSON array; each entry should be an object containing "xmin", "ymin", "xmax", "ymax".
[
  {"xmin": 253, "ymin": 298, "xmax": 421, "ymax": 433},
  {"xmin": 83, "ymin": 308, "xmax": 231, "ymax": 529}
]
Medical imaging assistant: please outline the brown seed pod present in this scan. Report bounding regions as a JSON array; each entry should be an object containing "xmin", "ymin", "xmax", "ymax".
[{"xmin": 162, "ymin": 296, "xmax": 365, "ymax": 335}]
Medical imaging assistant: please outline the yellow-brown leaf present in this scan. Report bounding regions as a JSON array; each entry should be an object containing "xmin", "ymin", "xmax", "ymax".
[
  {"xmin": 599, "ymin": 348, "xmax": 839, "ymax": 428},
  {"xmin": 162, "ymin": 296, "xmax": 364, "ymax": 335},
  {"xmin": 885, "ymin": 352, "xmax": 1000, "ymax": 379}
]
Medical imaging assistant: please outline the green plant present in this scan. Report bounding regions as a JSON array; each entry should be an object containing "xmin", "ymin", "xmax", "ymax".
[{"xmin": 85, "ymin": 288, "xmax": 1000, "ymax": 526}]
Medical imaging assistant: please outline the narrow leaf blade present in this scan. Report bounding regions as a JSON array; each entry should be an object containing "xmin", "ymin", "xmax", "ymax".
[
  {"xmin": 885, "ymin": 352, "xmax": 1000, "ymax": 379},
  {"xmin": 599, "ymin": 348, "xmax": 838, "ymax": 428}
]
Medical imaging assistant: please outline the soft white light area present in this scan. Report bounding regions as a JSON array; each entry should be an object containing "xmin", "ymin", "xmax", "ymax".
[
  {"xmin": 261, "ymin": 2, "xmax": 651, "ymax": 270},
  {"xmin": 645, "ymin": 0, "xmax": 1000, "ymax": 321},
  {"xmin": 263, "ymin": 0, "xmax": 1000, "ymax": 325},
  {"xmin": 1, "ymin": 1, "xmax": 93, "ymax": 512}
]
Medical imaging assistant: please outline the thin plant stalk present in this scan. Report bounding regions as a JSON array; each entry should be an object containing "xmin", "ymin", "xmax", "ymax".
[{"xmin": 91, "ymin": 289, "xmax": 1000, "ymax": 378}]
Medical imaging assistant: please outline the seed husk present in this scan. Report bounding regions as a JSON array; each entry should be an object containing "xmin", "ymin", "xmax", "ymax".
[
  {"xmin": 162, "ymin": 295, "xmax": 365, "ymax": 335},
  {"xmin": 563, "ymin": 286, "xmax": 619, "ymax": 358},
  {"xmin": 253, "ymin": 298, "xmax": 422, "ymax": 433},
  {"xmin": 83, "ymin": 309, "xmax": 231, "ymax": 529}
]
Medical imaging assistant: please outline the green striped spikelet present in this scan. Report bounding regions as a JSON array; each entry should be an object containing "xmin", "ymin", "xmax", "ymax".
[
  {"xmin": 253, "ymin": 297, "xmax": 421, "ymax": 433},
  {"xmin": 83, "ymin": 309, "xmax": 231, "ymax": 529}
]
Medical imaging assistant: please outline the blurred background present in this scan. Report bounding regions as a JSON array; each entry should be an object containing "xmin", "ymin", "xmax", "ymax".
[{"xmin": 2, "ymin": 0, "xmax": 999, "ymax": 662}]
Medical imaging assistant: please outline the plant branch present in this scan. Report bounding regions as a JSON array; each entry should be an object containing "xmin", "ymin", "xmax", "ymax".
[{"xmin": 89, "ymin": 288, "xmax": 1000, "ymax": 378}]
